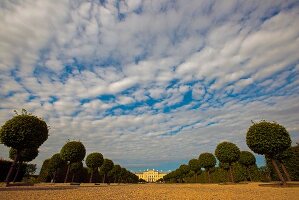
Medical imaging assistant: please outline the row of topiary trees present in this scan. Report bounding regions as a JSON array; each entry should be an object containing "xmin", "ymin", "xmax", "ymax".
[
  {"xmin": 164, "ymin": 121, "xmax": 295, "ymax": 186},
  {"xmin": 43, "ymin": 140, "xmax": 138, "ymax": 184},
  {"xmin": 0, "ymin": 110, "xmax": 138, "ymax": 186}
]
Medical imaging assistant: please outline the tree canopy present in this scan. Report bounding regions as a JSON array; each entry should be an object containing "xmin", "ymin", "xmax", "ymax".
[
  {"xmin": 0, "ymin": 111, "xmax": 48, "ymax": 150},
  {"xmin": 9, "ymin": 148, "xmax": 39, "ymax": 163},
  {"xmin": 239, "ymin": 151, "xmax": 256, "ymax": 167},
  {"xmin": 215, "ymin": 141, "xmax": 240, "ymax": 165},
  {"xmin": 60, "ymin": 141, "xmax": 86, "ymax": 163},
  {"xmin": 246, "ymin": 121, "xmax": 291, "ymax": 158},
  {"xmin": 198, "ymin": 153, "xmax": 216, "ymax": 170}
]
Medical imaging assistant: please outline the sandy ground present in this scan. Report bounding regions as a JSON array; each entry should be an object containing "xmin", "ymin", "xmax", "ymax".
[{"xmin": 0, "ymin": 183, "xmax": 299, "ymax": 200}]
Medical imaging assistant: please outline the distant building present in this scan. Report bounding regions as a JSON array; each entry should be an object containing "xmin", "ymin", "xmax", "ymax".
[{"xmin": 135, "ymin": 169, "xmax": 168, "ymax": 182}]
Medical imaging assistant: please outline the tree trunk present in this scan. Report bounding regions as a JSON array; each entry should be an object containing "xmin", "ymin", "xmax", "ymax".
[
  {"xmin": 229, "ymin": 165, "xmax": 234, "ymax": 183},
  {"xmin": 52, "ymin": 170, "xmax": 57, "ymax": 183},
  {"xmin": 195, "ymin": 173, "xmax": 197, "ymax": 183},
  {"xmin": 72, "ymin": 173, "xmax": 75, "ymax": 183},
  {"xmin": 207, "ymin": 170, "xmax": 211, "ymax": 183},
  {"xmin": 279, "ymin": 161, "xmax": 291, "ymax": 182},
  {"xmin": 226, "ymin": 170, "xmax": 230, "ymax": 182},
  {"xmin": 13, "ymin": 161, "xmax": 23, "ymax": 183},
  {"xmin": 5, "ymin": 150, "xmax": 20, "ymax": 186},
  {"xmin": 103, "ymin": 173, "xmax": 106, "ymax": 183},
  {"xmin": 64, "ymin": 163, "xmax": 70, "ymax": 183},
  {"xmin": 89, "ymin": 170, "xmax": 94, "ymax": 183},
  {"xmin": 246, "ymin": 167, "xmax": 252, "ymax": 181},
  {"xmin": 271, "ymin": 159, "xmax": 286, "ymax": 186}
]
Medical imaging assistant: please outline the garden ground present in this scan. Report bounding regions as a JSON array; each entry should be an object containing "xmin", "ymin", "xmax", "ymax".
[{"xmin": 0, "ymin": 182, "xmax": 299, "ymax": 200}]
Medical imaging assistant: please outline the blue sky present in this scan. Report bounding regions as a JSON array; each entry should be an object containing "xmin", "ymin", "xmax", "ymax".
[{"xmin": 0, "ymin": 0, "xmax": 299, "ymax": 173}]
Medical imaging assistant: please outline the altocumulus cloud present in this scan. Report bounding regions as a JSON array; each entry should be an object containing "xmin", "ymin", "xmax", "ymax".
[{"xmin": 0, "ymin": 0, "xmax": 299, "ymax": 172}]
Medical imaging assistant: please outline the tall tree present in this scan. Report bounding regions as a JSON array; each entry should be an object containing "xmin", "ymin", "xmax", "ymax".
[
  {"xmin": 178, "ymin": 164, "xmax": 190, "ymax": 183},
  {"xmin": 246, "ymin": 120, "xmax": 291, "ymax": 186},
  {"xmin": 85, "ymin": 152, "xmax": 103, "ymax": 183},
  {"xmin": 60, "ymin": 141, "xmax": 86, "ymax": 183},
  {"xmin": 215, "ymin": 141, "xmax": 240, "ymax": 183},
  {"xmin": 0, "ymin": 109, "xmax": 48, "ymax": 186},
  {"xmin": 48, "ymin": 153, "xmax": 66, "ymax": 183},
  {"xmin": 198, "ymin": 153, "xmax": 216, "ymax": 183},
  {"xmin": 9, "ymin": 148, "xmax": 39, "ymax": 182},
  {"xmin": 239, "ymin": 151, "xmax": 256, "ymax": 181},
  {"xmin": 100, "ymin": 159, "xmax": 114, "ymax": 183}
]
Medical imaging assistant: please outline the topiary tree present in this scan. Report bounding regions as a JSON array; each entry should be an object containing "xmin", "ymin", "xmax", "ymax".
[
  {"xmin": 0, "ymin": 110, "xmax": 48, "ymax": 186},
  {"xmin": 239, "ymin": 151, "xmax": 256, "ymax": 181},
  {"xmin": 100, "ymin": 159, "xmax": 114, "ymax": 183},
  {"xmin": 188, "ymin": 158, "xmax": 201, "ymax": 183},
  {"xmin": 9, "ymin": 148, "xmax": 39, "ymax": 183},
  {"xmin": 48, "ymin": 153, "xmax": 66, "ymax": 183},
  {"xmin": 198, "ymin": 153, "xmax": 216, "ymax": 183},
  {"xmin": 215, "ymin": 141, "xmax": 240, "ymax": 183},
  {"xmin": 246, "ymin": 121, "xmax": 291, "ymax": 185},
  {"xmin": 60, "ymin": 141, "xmax": 86, "ymax": 183},
  {"xmin": 85, "ymin": 152, "xmax": 103, "ymax": 183},
  {"xmin": 70, "ymin": 161, "xmax": 83, "ymax": 183}
]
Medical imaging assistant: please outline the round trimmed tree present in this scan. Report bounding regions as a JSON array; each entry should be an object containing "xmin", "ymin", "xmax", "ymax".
[
  {"xmin": 48, "ymin": 153, "xmax": 66, "ymax": 183},
  {"xmin": 239, "ymin": 151, "xmax": 256, "ymax": 181},
  {"xmin": 60, "ymin": 141, "xmax": 86, "ymax": 183},
  {"xmin": 9, "ymin": 147, "xmax": 39, "ymax": 182},
  {"xmin": 100, "ymin": 159, "xmax": 114, "ymax": 183},
  {"xmin": 246, "ymin": 121, "xmax": 291, "ymax": 185},
  {"xmin": 0, "ymin": 110, "xmax": 48, "ymax": 185},
  {"xmin": 178, "ymin": 164, "xmax": 190, "ymax": 182},
  {"xmin": 215, "ymin": 141, "xmax": 240, "ymax": 183},
  {"xmin": 198, "ymin": 153, "xmax": 216, "ymax": 183},
  {"xmin": 85, "ymin": 152, "xmax": 103, "ymax": 183},
  {"xmin": 188, "ymin": 159, "xmax": 201, "ymax": 183}
]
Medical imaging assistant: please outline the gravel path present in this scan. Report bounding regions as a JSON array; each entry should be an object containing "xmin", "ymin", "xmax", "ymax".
[{"xmin": 1, "ymin": 183, "xmax": 298, "ymax": 200}]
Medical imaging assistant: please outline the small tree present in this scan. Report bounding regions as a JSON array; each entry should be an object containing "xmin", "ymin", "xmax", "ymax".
[
  {"xmin": 85, "ymin": 152, "xmax": 103, "ymax": 183},
  {"xmin": 215, "ymin": 142, "xmax": 240, "ymax": 183},
  {"xmin": 246, "ymin": 121, "xmax": 291, "ymax": 185},
  {"xmin": 188, "ymin": 159, "xmax": 201, "ymax": 183},
  {"xmin": 100, "ymin": 159, "xmax": 114, "ymax": 183},
  {"xmin": 239, "ymin": 151, "xmax": 256, "ymax": 181},
  {"xmin": 48, "ymin": 153, "xmax": 66, "ymax": 183},
  {"xmin": 70, "ymin": 161, "xmax": 83, "ymax": 182},
  {"xmin": 0, "ymin": 110, "xmax": 48, "ymax": 186},
  {"xmin": 198, "ymin": 153, "xmax": 216, "ymax": 183},
  {"xmin": 9, "ymin": 148, "xmax": 39, "ymax": 182},
  {"xmin": 60, "ymin": 141, "xmax": 86, "ymax": 183}
]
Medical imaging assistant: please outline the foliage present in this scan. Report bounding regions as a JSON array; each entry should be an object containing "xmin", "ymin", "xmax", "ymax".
[
  {"xmin": 198, "ymin": 153, "xmax": 216, "ymax": 170},
  {"xmin": 25, "ymin": 164, "xmax": 37, "ymax": 176},
  {"xmin": 0, "ymin": 111, "xmax": 48, "ymax": 150},
  {"xmin": 239, "ymin": 151, "xmax": 256, "ymax": 167},
  {"xmin": 49, "ymin": 153, "xmax": 66, "ymax": 172},
  {"xmin": 70, "ymin": 161, "xmax": 83, "ymax": 173},
  {"xmin": 188, "ymin": 158, "xmax": 201, "ymax": 174},
  {"xmin": 86, "ymin": 152, "xmax": 103, "ymax": 169},
  {"xmin": 60, "ymin": 141, "xmax": 86, "ymax": 163},
  {"xmin": 100, "ymin": 159, "xmax": 114, "ymax": 173},
  {"xmin": 246, "ymin": 121, "xmax": 291, "ymax": 158},
  {"xmin": 215, "ymin": 142, "xmax": 240, "ymax": 165},
  {"xmin": 9, "ymin": 148, "xmax": 39, "ymax": 162}
]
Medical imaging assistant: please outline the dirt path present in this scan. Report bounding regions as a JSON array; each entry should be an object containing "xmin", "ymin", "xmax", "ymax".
[{"xmin": 1, "ymin": 183, "xmax": 298, "ymax": 200}]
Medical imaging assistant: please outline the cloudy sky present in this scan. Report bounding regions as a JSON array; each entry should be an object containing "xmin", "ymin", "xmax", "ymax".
[{"xmin": 0, "ymin": 0, "xmax": 299, "ymax": 173}]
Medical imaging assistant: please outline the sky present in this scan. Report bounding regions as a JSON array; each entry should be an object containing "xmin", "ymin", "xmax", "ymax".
[{"xmin": 0, "ymin": 0, "xmax": 299, "ymax": 173}]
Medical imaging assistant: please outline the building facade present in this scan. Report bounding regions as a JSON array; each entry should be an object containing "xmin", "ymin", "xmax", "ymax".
[{"xmin": 135, "ymin": 169, "xmax": 168, "ymax": 182}]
